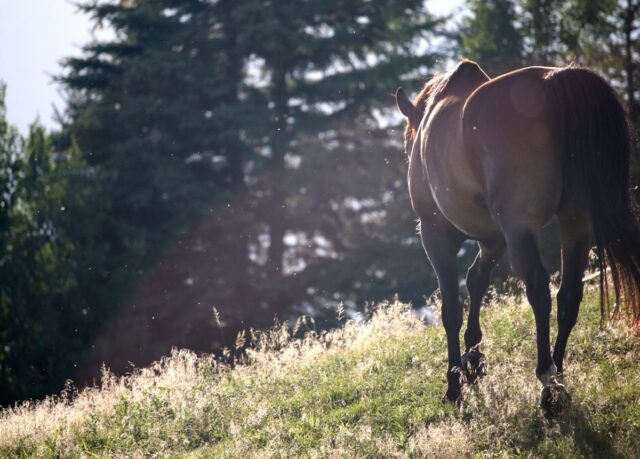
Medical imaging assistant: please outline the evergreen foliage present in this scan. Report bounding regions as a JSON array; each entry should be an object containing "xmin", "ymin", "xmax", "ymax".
[
  {"xmin": 460, "ymin": 0, "xmax": 524, "ymax": 74},
  {"xmin": 0, "ymin": 85, "xmax": 99, "ymax": 405}
]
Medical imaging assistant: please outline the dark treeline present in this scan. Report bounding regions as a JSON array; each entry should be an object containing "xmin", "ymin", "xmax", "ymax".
[{"xmin": 1, "ymin": 0, "xmax": 639, "ymax": 405}]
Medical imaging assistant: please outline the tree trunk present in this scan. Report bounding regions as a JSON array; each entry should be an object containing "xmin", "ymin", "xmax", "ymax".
[
  {"xmin": 624, "ymin": 0, "xmax": 639, "ymax": 123},
  {"xmin": 220, "ymin": 0, "xmax": 250, "ymax": 294},
  {"xmin": 267, "ymin": 66, "xmax": 288, "ymax": 277}
]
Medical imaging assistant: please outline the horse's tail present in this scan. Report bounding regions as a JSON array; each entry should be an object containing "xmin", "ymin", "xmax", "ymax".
[{"xmin": 546, "ymin": 66, "xmax": 640, "ymax": 324}]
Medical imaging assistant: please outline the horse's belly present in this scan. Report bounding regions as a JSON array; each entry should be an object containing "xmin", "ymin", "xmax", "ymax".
[
  {"xmin": 427, "ymin": 148, "xmax": 500, "ymax": 239},
  {"xmin": 432, "ymin": 186, "xmax": 500, "ymax": 240}
]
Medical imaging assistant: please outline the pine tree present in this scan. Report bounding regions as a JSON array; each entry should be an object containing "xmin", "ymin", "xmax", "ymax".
[
  {"xmin": 60, "ymin": 0, "xmax": 255, "ymax": 301},
  {"xmin": 235, "ymin": 0, "xmax": 441, "ymax": 275},
  {"xmin": 58, "ymin": 0, "xmax": 447, "ymax": 378},
  {"xmin": 460, "ymin": 0, "xmax": 524, "ymax": 75}
]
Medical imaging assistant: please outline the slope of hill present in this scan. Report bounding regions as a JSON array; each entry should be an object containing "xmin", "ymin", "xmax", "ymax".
[{"xmin": 1, "ymin": 288, "xmax": 639, "ymax": 458}]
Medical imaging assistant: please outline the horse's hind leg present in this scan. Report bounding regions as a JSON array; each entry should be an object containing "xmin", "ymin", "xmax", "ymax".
[
  {"xmin": 553, "ymin": 212, "xmax": 590, "ymax": 375},
  {"xmin": 419, "ymin": 216, "xmax": 465, "ymax": 402},
  {"xmin": 463, "ymin": 239, "xmax": 505, "ymax": 382},
  {"xmin": 503, "ymin": 228, "xmax": 570, "ymax": 417},
  {"xmin": 503, "ymin": 230, "xmax": 555, "ymax": 381}
]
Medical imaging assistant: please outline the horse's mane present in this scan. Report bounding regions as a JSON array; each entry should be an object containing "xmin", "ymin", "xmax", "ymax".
[{"xmin": 402, "ymin": 70, "xmax": 456, "ymax": 149}]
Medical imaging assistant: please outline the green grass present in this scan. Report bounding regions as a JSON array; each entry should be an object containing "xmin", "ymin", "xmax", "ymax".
[{"xmin": 1, "ymin": 288, "xmax": 639, "ymax": 458}]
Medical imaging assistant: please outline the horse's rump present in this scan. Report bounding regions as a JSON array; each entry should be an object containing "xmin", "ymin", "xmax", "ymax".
[
  {"xmin": 463, "ymin": 65, "xmax": 640, "ymax": 322},
  {"xmin": 461, "ymin": 66, "xmax": 563, "ymax": 230}
]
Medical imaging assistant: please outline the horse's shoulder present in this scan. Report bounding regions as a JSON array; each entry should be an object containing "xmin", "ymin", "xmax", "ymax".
[
  {"xmin": 450, "ymin": 59, "xmax": 488, "ymax": 80},
  {"xmin": 445, "ymin": 60, "xmax": 490, "ymax": 98}
]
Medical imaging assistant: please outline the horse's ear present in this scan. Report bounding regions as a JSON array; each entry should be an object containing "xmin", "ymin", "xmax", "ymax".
[{"xmin": 395, "ymin": 87, "xmax": 420, "ymax": 127}]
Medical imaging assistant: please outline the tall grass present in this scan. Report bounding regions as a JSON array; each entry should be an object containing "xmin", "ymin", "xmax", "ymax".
[{"xmin": 1, "ymin": 287, "xmax": 638, "ymax": 458}]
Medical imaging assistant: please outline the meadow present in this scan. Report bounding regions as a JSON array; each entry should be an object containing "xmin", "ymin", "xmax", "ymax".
[{"xmin": 1, "ymin": 285, "xmax": 638, "ymax": 458}]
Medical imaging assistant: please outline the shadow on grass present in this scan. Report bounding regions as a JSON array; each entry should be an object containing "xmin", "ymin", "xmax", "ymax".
[
  {"xmin": 560, "ymin": 405, "xmax": 625, "ymax": 459},
  {"xmin": 510, "ymin": 402, "xmax": 625, "ymax": 458}
]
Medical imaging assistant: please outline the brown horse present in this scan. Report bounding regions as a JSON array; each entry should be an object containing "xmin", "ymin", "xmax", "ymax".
[{"xmin": 395, "ymin": 60, "xmax": 640, "ymax": 416}]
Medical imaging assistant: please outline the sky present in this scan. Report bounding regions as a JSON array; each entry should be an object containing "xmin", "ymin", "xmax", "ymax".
[
  {"xmin": 0, "ymin": 0, "xmax": 463, "ymax": 135},
  {"xmin": 0, "ymin": 0, "xmax": 101, "ymax": 134}
]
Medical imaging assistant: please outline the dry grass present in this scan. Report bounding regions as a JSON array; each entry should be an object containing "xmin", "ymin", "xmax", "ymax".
[{"xmin": 1, "ymin": 288, "xmax": 639, "ymax": 458}]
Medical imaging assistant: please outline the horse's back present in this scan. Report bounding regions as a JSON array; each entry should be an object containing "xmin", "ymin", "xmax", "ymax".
[{"xmin": 462, "ymin": 66, "xmax": 564, "ymax": 232}]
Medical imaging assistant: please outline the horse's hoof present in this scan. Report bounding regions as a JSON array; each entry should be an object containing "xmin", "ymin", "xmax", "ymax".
[
  {"xmin": 540, "ymin": 380, "xmax": 571, "ymax": 418},
  {"xmin": 442, "ymin": 389, "xmax": 462, "ymax": 405},
  {"xmin": 442, "ymin": 366, "xmax": 464, "ymax": 405},
  {"xmin": 462, "ymin": 346, "xmax": 487, "ymax": 384}
]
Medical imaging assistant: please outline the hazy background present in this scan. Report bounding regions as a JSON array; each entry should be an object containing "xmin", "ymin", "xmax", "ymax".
[{"xmin": 1, "ymin": 0, "xmax": 638, "ymax": 407}]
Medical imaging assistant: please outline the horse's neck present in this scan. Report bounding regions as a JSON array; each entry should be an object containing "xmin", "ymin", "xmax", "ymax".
[
  {"xmin": 429, "ymin": 106, "xmax": 466, "ymax": 175},
  {"xmin": 407, "ymin": 129, "xmax": 439, "ymax": 218}
]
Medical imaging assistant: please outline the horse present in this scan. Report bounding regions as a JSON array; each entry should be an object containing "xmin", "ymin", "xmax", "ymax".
[{"xmin": 395, "ymin": 60, "xmax": 640, "ymax": 416}]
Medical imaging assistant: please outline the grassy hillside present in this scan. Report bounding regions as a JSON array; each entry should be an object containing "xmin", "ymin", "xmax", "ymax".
[{"xmin": 1, "ymin": 288, "xmax": 639, "ymax": 458}]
